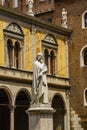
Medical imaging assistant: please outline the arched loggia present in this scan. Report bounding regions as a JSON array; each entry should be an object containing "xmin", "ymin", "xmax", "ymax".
[
  {"xmin": 15, "ymin": 90, "xmax": 31, "ymax": 130},
  {"xmin": 52, "ymin": 94, "xmax": 66, "ymax": 130},
  {"xmin": 0, "ymin": 88, "xmax": 10, "ymax": 130}
]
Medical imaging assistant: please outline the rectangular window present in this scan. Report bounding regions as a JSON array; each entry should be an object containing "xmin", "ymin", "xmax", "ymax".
[
  {"xmin": 39, "ymin": 0, "xmax": 46, "ymax": 2},
  {"xmin": 2, "ymin": 0, "xmax": 5, "ymax": 5},
  {"xmin": 14, "ymin": 0, "xmax": 18, "ymax": 8}
]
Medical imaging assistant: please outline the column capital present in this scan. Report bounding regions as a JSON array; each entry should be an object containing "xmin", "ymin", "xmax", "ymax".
[
  {"xmin": 66, "ymin": 90, "xmax": 70, "ymax": 99},
  {"xmin": 30, "ymin": 26, "xmax": 37, "ymax": 34},
  {"xmin": 9, "ymin": 105, "xmax": 16, "ymax": 111},
  {"xmin": 64, "ymin": 38, "xmax": 70, "ymax": 44}
]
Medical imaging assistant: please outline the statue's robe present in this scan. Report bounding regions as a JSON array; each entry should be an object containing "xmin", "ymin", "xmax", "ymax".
[{"xmin": 32, "ymin": 60, "xmax": 48, "ymax": 104}]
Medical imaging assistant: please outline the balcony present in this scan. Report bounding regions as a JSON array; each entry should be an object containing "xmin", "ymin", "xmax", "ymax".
[{"xmin": 0, "ymin": 66, "xmax": 71, "ymax": 90}]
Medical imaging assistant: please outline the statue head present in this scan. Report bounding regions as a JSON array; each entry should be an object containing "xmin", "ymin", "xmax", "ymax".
[
  {"xmin": 62, "ymin": 8, "xmax": 65, "ymax": 11},
  {"xmin": 36, "ymin": 53, "xmax": 43, "ymax": 63}
]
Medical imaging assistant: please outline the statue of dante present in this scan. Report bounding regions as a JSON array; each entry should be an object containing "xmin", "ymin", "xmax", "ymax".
[{"xmin": 32, "ymin": 53, "xmax": 48, "ymax": 104}]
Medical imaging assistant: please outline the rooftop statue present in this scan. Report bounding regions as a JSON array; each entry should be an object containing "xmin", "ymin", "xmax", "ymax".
[
  {"xmin": 61, "ymin": 8, "xmax": 67, "ymax": 28},
  {"xmin": 27, "ymin": 0, "xmax": 34, "ymax": 16}
]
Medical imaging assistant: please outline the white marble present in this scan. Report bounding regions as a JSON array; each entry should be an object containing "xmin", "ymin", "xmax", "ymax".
[{"xmin": 27, "ymin": 104, "xmax": 55, "ymax": 130}]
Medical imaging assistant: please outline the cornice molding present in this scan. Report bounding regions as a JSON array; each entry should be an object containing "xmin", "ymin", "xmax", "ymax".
[{"xmin": 0, "ymin": 6, "xmax": 72, "ymax": 37}]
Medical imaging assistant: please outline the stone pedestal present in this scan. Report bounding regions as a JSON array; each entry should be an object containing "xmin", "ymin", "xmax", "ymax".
[{"xmin": 27, "ymin": 104, "xmax": 55, "ymax": 130}]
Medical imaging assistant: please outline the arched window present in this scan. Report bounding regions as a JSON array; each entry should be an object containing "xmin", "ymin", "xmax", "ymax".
[
  {"xmin": 44, "ymin": 49, "xmax": 49, "ymax": 66},
  {"xmin": 82, "ymin": 11, "xmax": 87, "ymax": 28},
  {"xmin": 50, "ymin": 50, "xmax": 55, "ymax": 75},
  {"xmin": 7, "ymin": 39, "xmax": 13, "ymax": 67},
  {"xmin": 85, "ymin": 89, "xmax": 87, "ymax": 103},
  {"xmin": 80, "ymin": 46, "xmax": 87, "ymax": 67},
  {"xmin": 84, "ymin": 12, "xmax": 87, "ymax": 28},
  {"xmin": 15, "ymin": 41, "xmax": 20, "ymax": 69},
  {"xmin": 42, "ymin": 34, "xmax": 58, "ymax": 75},
  {"xmin": 4, "ymin": 23, "xmax": 24, "ymax": 69},
  {"xmin": 84, "ymin": 48, "xmax": 87, "ymax": 65},
  {"xmin": 44, "ymin": 49, "xmax": 49, "ymax": 73},
  {"xmin": 84, "ymin": 88, "xmax": 87, "ymax": 106}
]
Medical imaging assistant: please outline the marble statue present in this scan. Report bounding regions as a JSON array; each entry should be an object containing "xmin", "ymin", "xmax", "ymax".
[
  {"xmin": 32, "ymin": 53, "xmax": 48, "ymax": 104},
  {"xmin": 27, "ymin": 0, "xmax": 34, "ymax": 16},
  {"xmin": 61, "ymin": 8, "xmax": 67, "ymax": 28}
]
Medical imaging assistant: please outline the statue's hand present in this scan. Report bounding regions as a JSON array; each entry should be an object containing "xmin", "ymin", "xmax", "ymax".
[
  {"xmin": 39, "ymin": 72, "xmax": 43, "ymax": 77},
  {"xmin": 43, "ymin": 82, "xmax": 46, "ymax": 86}
]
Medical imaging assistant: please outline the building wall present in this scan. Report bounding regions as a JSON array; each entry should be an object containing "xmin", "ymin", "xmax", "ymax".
[
  {"xmin": 1, "ymin": 0, "xmax": 86, "ymax": 129},
  {"xmin": 0, "ymin": 5, "xmax": 71, "ymax": 130},
  {"xmin": 0, "ymin": 15, "xmax": 69, "ymax": 78}
]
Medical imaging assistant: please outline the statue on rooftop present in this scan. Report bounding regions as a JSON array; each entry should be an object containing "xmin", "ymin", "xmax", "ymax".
[
  {"xmin": 61, "ymin": 8, "xmax": 67, "ymax": 28},
  {"xmin": 31, "ymin": 53, "xmax": 48, "ymax": 104},
  {"xmin": 27, "ymin": 0, "xmax": 34, "ymax": 16}
]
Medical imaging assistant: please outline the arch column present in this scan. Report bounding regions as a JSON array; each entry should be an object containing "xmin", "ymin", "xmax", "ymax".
[
  {"xmin": 65, "ymin": 39, "xmax": 69, "ymax": 78},
  {"xmin": 48, "ymin": 53, "xmax": 51, "ymax": 74},
  {"xmin": 11, "ymin": 43, "xmax": 15, "ymax": 68},
  {"xmin": 52, "ymin": 53, "xmax": 56, "ymax": 75},
  {"xmin": 31, "ymin": 26, "xmax": 36, "ymax": 66},
  {"xmin": 10, "ymin": 105, "xmax": 15, "ymax": 130},
  {"xmin": 54, "ymin": 53, "xmax": 57, "ymax": 75},
  {"xmin": 66, "ymin": 90, "xmax": 70, "ymax": 130},
  {"xmin": 18, "ymin": 46, "xmax": 22, "ymax": 69}
]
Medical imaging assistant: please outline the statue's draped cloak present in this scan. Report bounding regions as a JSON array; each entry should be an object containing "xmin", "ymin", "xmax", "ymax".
[{"xmin": 32, "ymin": 60, "xmax": 48, "ymax": 103}]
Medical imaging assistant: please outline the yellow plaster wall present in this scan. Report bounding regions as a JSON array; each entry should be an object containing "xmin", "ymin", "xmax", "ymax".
[
  {"xmin": 23, "ymin": 30, "xmax": 44, "ymax": 71},
  {"xmin": 35, "ymin": 32, "xmax": 44, "ymax": 55},
  {"xmin": 57, "ymin": 39, "xmax": 66, "ymax": 77},
  {"xmin": 0, "ymin": 20, "xmax": 33, "ymax": 70},
  {"xmin": 23, "ymin": 28, "xmax": 32, "ymax": 70},
  {"xmin": 0, "ymin": 19, "xmax": 67, "ymax": 78},
  {"xmin": 23, "ymin": 30, "xmax": 67, "ymax": 77},
  {"xmin": 0, "ymin": 20, "xmax": 7, "ymax": 66},
  {"xmin": 0, "ymin": 20, "xmax": 44, "ymax": 71}
]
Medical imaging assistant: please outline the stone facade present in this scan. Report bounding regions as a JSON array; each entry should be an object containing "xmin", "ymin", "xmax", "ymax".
[
  {"xmin": 1, "ymin": 0, "xmax": 87, "ymax": 129},
  {"xmin": 0, "ymin": 6, "xmax": 71, "ymax": 130}
]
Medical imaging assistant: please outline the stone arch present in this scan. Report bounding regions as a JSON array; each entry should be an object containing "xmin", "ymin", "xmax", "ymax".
[
  {"xmin": 14, "ymin": 88, "xmax": 31, "ymax": 104},
  {"xmin": 51, "ymin": 93, "xmax": 66, "ymax": 130},
  {"xmin": 15, "ymin": 40, "xmax": 22, "ymax": 47},
  {"xmin": 14, "ymin": 88, "xmax": 31, "ymax": 130},
  {"xmin": 7, "ymin": 39, "xmax": 13, "ymax": 45},
  {"xmin": 0, "ymin": 86, "xmax": 12, "ymax": 105}
]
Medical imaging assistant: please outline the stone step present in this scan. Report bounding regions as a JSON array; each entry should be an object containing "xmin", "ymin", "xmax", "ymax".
[{"xmin": 70, "ymin": 107, "xmax": 84, "ymax": 130}]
